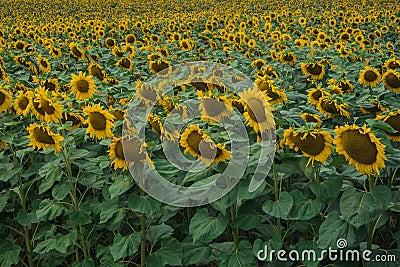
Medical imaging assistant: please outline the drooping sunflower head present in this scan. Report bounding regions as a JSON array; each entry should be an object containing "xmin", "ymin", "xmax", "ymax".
[
  {"xmin": 179, "ymin": 124, "xmax": 231, "ymax": 165},
  {"xmin": 376, "ymin": 110, "xmax": 400, "ymax": 142},
  {"xmin": 284, "ymin": 128, "xmax": 332, "ymax": 167},
  {"xmin": 382, "ymin": 69, "xmax": 400, "ymax": 93},
  {"xmin": 149, "ymin": 60, "xmax": 172, "ymax": 76},
  {"xmin": 300, "ymin": 62, "xmax": 325, "ymax": 80},
  {"xmin": 0, "ymin": 87, "xmax": 13, "ymax": 114},
  {"xmin": 384, "ymin": 58, "xmax": 400, "ymax": 71},
  {"xmin": 197, "ymin": 90, "xmax": 233, "ymax": 123},
  {"xmin": 70, "ymin": 71, "xmax": 96, "ymax": 101},
  {"xmin": 83, "ymin": 103, "xmax": 115, "ymax": 140},
  {"xmin": 69, "ymin": 42, "xmax": 85, "ymax": 60},
  {"xmin": 13, "ymin": 90, "xmax": 33, "ymax": 116},
  {"xmin": 238, "ymin": 87, "xmax": 275, "ymax": 133},
  {"xmin": 301, "ymin": 113, "xmax": 322, "ymax": 127},
  {"xmin": 280, "ymin": 52, "xmax": 297, "ymax": 65},
  {"xmin": 116, "ymin": 57, "xmax": 133, "ymax": 71},
  {"xmin": 61, "ymin": 112, "xmax": 84, "ymax": 130},
  {"xmin": 307, "ymin": 86, "xmax": 330, "ymax": 106},
  {"xmin": 37, "ymin": 54, "xmax": 51, "ymax": 73},
  {"xmin": 26, "ymin": 124, "xmax": 64, "ymax": 153},
  {"xmin": 316, "ymin": 95, "xmax": 350, "ymax": 118},
  {"xmin": 359, "ymin": 67, "xmax": 381, "ymax": 87},
  {"xmin": 88, "ymin": 62, "xmax": 106, "ymax": 81},
  {"xmin": 334, "ymin": 124, "xmax": 386, "ymax": 175},
  {"xmin": 136, "ymin": 80, "xmax": 160, "ymax": 106},
  {"xmin": 251, "ymin": 59, "xmax": 266, "ymax": 70},
  {"xmin": 359, "ymin": 101, "xmax": 387, "ymax": 115}
]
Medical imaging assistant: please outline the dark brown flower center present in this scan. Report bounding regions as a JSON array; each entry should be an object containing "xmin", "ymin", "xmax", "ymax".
[
  {"xmin": 187, "ymin": 130, "xmax": 203, "ymax": 155},
  {"xmin": 247, "ymin": 98, "xmax": 267, "ymax": 123},
  {"xmin": 385, "ymin": 114, "xmax": 400, "ymax": 136},
  {"xmin": 364, "ymin": 70, "xmax": 378, "ymax": 82},
  {"xmin": 90, "ymin": 66, "xmax": 104, "ymax": 81},
  {"xmin": 290, "ymin": 133, "xmax": 325, "ymax": 155},
  {"xmin": 199, "ymin": 139, "xmax": 222, "ymax": 159},
  {"xmin": 33, "ymin": 127, "xmax": 55, "ymax": 144},
  {"xmin": 151, "ymin": 61, "xmax": 170, "ymax": 73},
  {"xmin": 321, "ymin": 100, "xmax": 339, "ymax": 114},
  {"xmin": 72, "ymin": 46, "xmax": 82, "ymax": 58},
  {"xmin": 340, "ymin": 130, "xmax": 378, "ymax": 164},
  {"xmin": 62, "ymin": 114, "xmax": 81, "ymax": 126},
  {"xmin": 115, "ymin": 140, "xmax": 125, "ymax": 160},
  {"xmin": 18, "ymin": 96, "xmax": 29, "ymax": 110},
  {"xmin": 283, "ymin": 54, "xmax": 293, "ymax": 61},
  {"xmin": 76, "ymin": 79, "xmax": 90, "ymax": 93},
  {"xmin": 202, "ymin": 98, "xmax": 227, "ymax": 117},
  {"xmin": 120, "ymin": 58, "xmax": 131, "ymax": 69},
  {"xmin": 311, "ymin": 90, "xmax": 323, "ymax": 101},
  {"xmin": 123, "ymin": 138, "xmax": 146, "ymax": 162},
  {"xmin": 33, "ymin": 100, "xmax": 45, "ymax": 115},
  {"xmin": 43, "ymin": 81, "xmax": 56, "ymax": 91},
  {"xmin": 89, "ymin": 112, "xmax": 107, "ymax": 130},
  {"xmin": 306, "ymin": 63, "xmax": 323, "ymax": 75},
  {"xmin": 0, "ymin": 91, "xmax": 5, "ymax": 105},
  {"xmin": 384, "ymin": 73, "xmax": 400, "ymax": 88},
  {"xmin": 140, "ymin": 86, "xmax": 157, "ymax": 101}
]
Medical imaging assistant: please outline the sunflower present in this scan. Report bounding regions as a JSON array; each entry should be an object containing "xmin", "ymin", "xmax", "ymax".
[
  {"xmin": 61, "ymin": 112, "xmax": 84, "ymax": 130},
  {"xmin": 360, "ymin": 102, "xmax": 387, "ymax": 115},
  {"xmin": 284, "ymin": 128, "xmax": 332, "ymax": 167},
  {"xmin": 40, "ymin": 78, "xmax": 60, "ymax": 92},
  {"xmin": 104, "ymin": 38, "xmax": 116, "ymax": 48},
  {"xmin": 108, "ymin": 137, "xmax": 128, "ymax": 170},
  {"xmin": 255, "ymin": 78, "xmax": 287, "ymax": 105},
  {"xmin": 334, "ymin": 124, "xmax": 386, "ymax": 175},
  {"xmin": 301, "ymin": 113, "xmax": 322, "ymax": 127},
  {"xmin": 26, "ymin": 124, "xmax": 64, "ymax": 153},
  {"xmin": 147, "ymin": 113, "xmax": 162, "ymax": 134},
  {"xmin": 136, "ymin": 80, "xmax": 160, "ymax": 106},
  {"xmin": 110, "ymin": 107, "xmax": 126, "ymax": 122},
  {"xmin": 0, "ymin": 87, "xmax": 12, "ymax": 113},
  {"xmin": 70, "ymin": 72, "xmax": 96, "ymax": 100},
  {"xmin": 238, "ymin": 87, "xmax": 274, "ymax": 133},
  {"xmin": 359, "ymin": 67, "xmax": 381, "ymax": 87},
  {"xmin": 316, "ymin": 96, "xmax": 350, "ymax": 118},
  {"xmin": 255, "ymin": 65, "xmax": 279, "ymax": 80},
  {"xmin": 251, "ymin": 59, "xmax": 266, "ymax": 70},
  {"xmin": 382, "ymin": 69, "xmax": 400, "ymax": 93},
  {"xmin": 13, "ymin": 90, "xmax": 33, "ymax": 116},
  {"xmin": 376, "ymin": 111, "xmax": 400, "ymax": 142},
  {"xmin": 0, "ymin": 66, "xmax": 8, "ymax": 82},
  {"xmin": 37, "ymin": 54, "xmax": 51, "ymax": 73},
  {"xmin": 179, "ymin": 39, "xmax": 193, "ymax": 50},
  {"xmin": 69, "ymin": 42, "xmax": 85, "ymax": 60},
  {"xmin": 83, "ymin": 104, "xmax": 115, "ymax": 140},
  {"xmin": 88, "ymin": 62, "xmax": 106, "ymax": 81},
  {"xmin": 115, "ymin": 57, "xmax": 133, "ymax": 71},
  {"xmin": 307, "ymin": 87, "xmax": 330, "ymax": 106},
  {"xmin": 49, "ymin": 47, "xmax": 62, "ymax": 58},
  {"xmin": 280, "ymin": 52, "xmax": 297, "ymax": 65},
  {"xmin": 126, "ymin": 33, "xmax": 136, "ymax": 44},
  {"xmin": 149, "ymin": 60, "xmax": 172, "ymax": 76},
  {"xmin": 180, "ymin": 124, "xmax": 231, "ymax": 165},
  {"xmin": 198, "ymin": 90, "xmax": 233, "ymax": 123},
  {"xmin": 384, "ymin": 58, "xmax": 400, "ymax": 71},
  {"xmin": 34, "ymin": 93, "xmax": 63, "ymax": 123},
  {"xmin": 300, "ymin": 62, "xmax": 325, "ymax": 80}
]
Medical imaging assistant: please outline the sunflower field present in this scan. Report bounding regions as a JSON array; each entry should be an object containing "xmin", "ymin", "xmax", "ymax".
[{"xmin": 1, "ymin": 0, "xmax": 400, "ymax": 266}]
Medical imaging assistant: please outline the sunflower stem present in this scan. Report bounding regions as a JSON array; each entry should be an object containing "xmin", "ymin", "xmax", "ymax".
[
  {"xmin": 61, "ymin": 145, "xmax": 88, "ymax": 260},
  {"xmin": 273, "ymin": 170, "xmax": 281, "ymax": 233},
  {"xmin": 229, "ymin": 205, "xmax": 239, "ymax": 251},
  {"xmin": 140, "ymin": 189, "xmax": 146, "ymax": 267},
  {"xmin": 368, "ymin": 175, "xmax": 375, "ymax": 192},
  {"xmin": 10, "ymin": 145, "xmax": 34, "ymax": 267}
]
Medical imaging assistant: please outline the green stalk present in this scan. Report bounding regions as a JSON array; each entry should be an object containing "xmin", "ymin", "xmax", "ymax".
[
  {"xmin": 61, "ymin": 147, "xmax": 88, "ymax": 259},
  {"xmin": 11, "ymin": 146, "xmax": 33, "ymax": 267},
  {"xmin": 366, "ymin": 175, "xmax": 376, "ymax": 250},
  {"xmin": 140, "ymin": 189, "xmax": 146, "ymax": 267},
  {"xmin": 273, "ymin": 170, "xmax": 281, "ymax": 232},
  {"xmin": 229, "ymin": 205, "xmax": 239, "ymax": 251}
]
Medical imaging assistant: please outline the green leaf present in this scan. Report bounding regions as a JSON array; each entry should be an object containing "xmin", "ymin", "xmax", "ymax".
[
  {"xmin": 0, "ymin": 242, "xmax": 21, "ymax": 267},
  {"xmin": 262, "ymin": 191, "xmax": 293, "ymax": 219},
  {"xmin": 182, "ymin": 239, "xmax": 212, "ymax": 266},
  {"xmin": 36, "ymin": 199, "xmax": 64, "ymax": 221},
  {"xmin": 55, "ymin": 230, "xmax": 77, "ymax": 254},
  {"xmin": 252, "ymin": 235, "xmax": 283, "ymax": 259},
  {"xmin": 146, "ymin": 223, "xmax": 174, "ymax": 246},
  {"xmin": 340, "ymin": 186, "xmax": 392, "ymax": 229},
  {"xmin": 69, "ymin": 149, "xmax": 91, "ymax": 160},
  {"xmin": 69, "ymin": 210, "xmax": 92, "ymax": 225},
  {"xmin": 52, "ymin": 179, "xmax": 72, "ymax": 200},
  {"xmin": 310, "ymin": 175, "xmax": 343, "ymax": 204},
  {"xmin": 217, "ymin": 240, "xmax": 256, "ymax": 267},
  {"xmin": 72, "ymin": 259, "xmax": 96, "ymax": 267},
  {"xmin": 100, "ymin": 199, "xmax": 126, "ymax": 224},
  {"xmin": 128, "ymin": 193, "xmax": 161, "ymax": 215},
  {"xmin": 189, "ymin": 208, "xmax": 229, "ymax": 243},
  {"xmin": 0, "ymin": 191, "xmax": 10, "ymax": 212},
  {"xmin": 233, "ymin": 201, "xmax": 261, "ymax": 230},
  {"xmin": 146, "ymin": 238, "xmax": 183, "ymax": 266},
  {"xmin": 0, "ymin": 163, "xmax": 22, "ymax": 182},
  {"xmin": 16, "ymin": 212, "xmax": 37, "ymax": 226},
  {"xmin": 109, "ymin": 175, "xmax": 131, "ymax": 199},
  {"xmin": 39, "ymin": 161, "xmax": 62, "ymax": 194},
  {"xmin": 295, "ymin": 239, "xmax": 322, "ymax": 267},
  {"xmin": 287, "ymin": 190, "xmax": 323, "ymax": 220},
  {"xmin": 318, "ymin": 211, "xmax": 367, "ymax": 249},
  {"xmin": 210, "ymin": 187, "xmax": 238, "ymax": 216},
  {"xmin": 110, "ymin": 232, "xmax": 141, "ymax": 261},
  {"xmin": 367, "ymin": 119, "xmax": 398, "ymax": 134}
]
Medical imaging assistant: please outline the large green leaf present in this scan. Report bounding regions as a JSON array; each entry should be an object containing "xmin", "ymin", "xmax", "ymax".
[
  {"xmin": 189, "ymin": 208, "xmax": 228, "ymax": 243},
  {"xmin": 146, "ymin": 238, "xmax": 182, "ymax": 266},
  {"xmin": 287, "ymin": 190, "xmax": 323, "ymax": 220},
  {"xmin": 110, "ymin": 232, "xmax": 141, "ymax": 261},
  {"xmin": 0, "ymin": 242, "xmax": 21, "ymax": 267},
  {"xmin": 262, "ymin": 191, "xmax": 293, "ymax": 219},
  {"xmin": 109, "ymin": 175, "xmax": 131, "ymax": 199},
  {"xmin": 146, "ymin": 223, "xmax": 174, "ymax": 246},
  {"xmin": 182, "ymin": 239, "xmax": 212, "ymax": 266},
  {"xmin": 217, "ymin": 240, "xmax": 256, "ymax": 267},
  {"xmin": 317, "ymin": 211, "xmax": 367, "ymax": 249},
  {"xmin": 340, "ymin": 186, "xmax": 392, "ymax": 229},
  {"xmin": 310, "ymin": 175, "xmax": 342, "ymax": 204}
]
